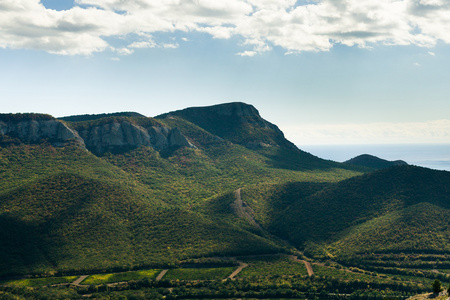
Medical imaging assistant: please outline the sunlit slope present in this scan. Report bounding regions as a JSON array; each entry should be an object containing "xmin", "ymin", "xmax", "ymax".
[{"xmin": 329, "ymin": 202, "xmax": 450, "ymax": 255}]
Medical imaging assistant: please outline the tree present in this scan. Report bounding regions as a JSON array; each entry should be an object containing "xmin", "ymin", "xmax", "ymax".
[{"xmin": 432, "ymin": 279, "xmax": 442, "ymax": 294}]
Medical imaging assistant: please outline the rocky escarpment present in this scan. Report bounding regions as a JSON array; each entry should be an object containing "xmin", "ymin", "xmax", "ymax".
[
  {"xmin": 0, "ymin": 113, "xmax": 195, "ymax": 155},
  {"xmin": 76, "ymin": 119, "xmax": 194, "ymax": 154},
  {"xmin": 0, "ymin": 114, "xmax": 85, "ymax": 148}
]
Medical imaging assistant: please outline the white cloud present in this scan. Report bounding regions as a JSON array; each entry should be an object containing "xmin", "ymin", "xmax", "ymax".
[
  {"xmin": 282, "ymin": 120, "xmax": 450, "ymax": 145},
  {"xmin": 1, "ymin": 0, "xmax": 450, "ymax": 55},
  {"xmin": 161, "ymin": 43, "xmax": 179, "ymax": 49},
  {"xmin": 116, "ymin": 47, "xmax": 134, "ymax": 55},
  {"xmin": 236, "ymin": 50, "xmax": 258, "ymax": 56},
  {"xmin": 128, "ymin": 40, "xmax": 156, "ymax": 48}
]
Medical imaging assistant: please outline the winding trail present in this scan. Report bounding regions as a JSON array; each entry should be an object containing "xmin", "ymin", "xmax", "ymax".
[
  {"xmin": 231, "ymin": 188, "xmax": 262, "ymax": 230},
  {"xmin": 228, "ymin": 261, "xmax": 248, "ymax": 280}
]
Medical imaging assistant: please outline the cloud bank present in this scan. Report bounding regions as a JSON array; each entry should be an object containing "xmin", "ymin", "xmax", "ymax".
[
  {"xmin": 1, "ymin": 0, "xmax": 450, "ymax": 55},
  {"xmin": 283, "ymin": 119, "xmax": 450, "ymax": 145}
]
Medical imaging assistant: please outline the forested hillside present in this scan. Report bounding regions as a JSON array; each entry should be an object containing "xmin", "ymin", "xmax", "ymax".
[{"xmin": 1, "ymin": 103, "xmax": 449, "ymax": 300}]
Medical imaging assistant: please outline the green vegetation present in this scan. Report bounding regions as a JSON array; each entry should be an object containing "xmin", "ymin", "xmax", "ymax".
[
  {"xmin": 0, "ymin": 276, "xmax": 77, "ymax": 287},
  {"xmin": 164, "ymin": 267, "xmax": 236, "ymax": 280},
  {"xmin": 2, "ymin": 103, "xmax": 450, "ymax": 299},
  {"xmin": 82, "ymin": 269, "xmax": 161, "ymax": 285},
  {"xmin": 0, "ymin": 144, "xmax": 283, "ymax": 277},
  {"xmin": 344, "ymin": 154, "xmax": 407, "ymax": 169},
  {"xmin": 59, "ymin": 111, "xmax": 145, "ymax": 122},
  {"xmin": 433, "ymin": 279, "xmax": 442, "ymax": 294},
  {"xmin": 0, "ymin": 113, "xmax": 54, "ymax": 121},
  {"xmin": 238, "ymin": 255, "xmax": 308, "ymax": 278},
  {"xmin": 266, "ymin": 166, "xmax": 450, "ymax": 254},
  {"xmin": 0, "ymin": 262, "xmax": 430, "ymax": 299}
]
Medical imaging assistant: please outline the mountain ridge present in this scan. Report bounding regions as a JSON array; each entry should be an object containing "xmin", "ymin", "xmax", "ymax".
[{"xmin": 1, "ymin": 102, "xmax": 448, "ymax": 281}]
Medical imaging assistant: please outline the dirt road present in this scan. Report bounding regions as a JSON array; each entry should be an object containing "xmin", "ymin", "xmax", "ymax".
[
  {"xmin": 289, "ymin": 255, "xmax": 314, "ymax": 276},
  {"xmin": 156, "ymin": 269, "xmax": 168, "ymax": 281},
  {"xmin": 228, "ymin": 261, "xmax": 248, "ymax": 280},
  {"xmin": 71, "ymin": 275, "xmax": 89, "ymax": 286},
  {"xmin": 231, "ymin": 188, "xmax": 262, "ymax": 230}
]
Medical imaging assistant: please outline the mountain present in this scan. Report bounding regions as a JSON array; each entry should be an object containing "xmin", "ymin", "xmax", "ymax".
[
  {"xmin": 157, "ymin": 102, "xmax": 295, "ymax": 150},
  {"xmin": 2, "ymin": 102, "xmax": 448, "ymax": 280},
  {"xmin": 345, "ymin": 154, "xmax": 408, "ymax": 169},
  {"xmin": 0, "ymin": 103, "xmax": 366, "ymax": 277},
  {"xmin": 157, "ymin": 102, "xmax": 351, "ymax": 171}
]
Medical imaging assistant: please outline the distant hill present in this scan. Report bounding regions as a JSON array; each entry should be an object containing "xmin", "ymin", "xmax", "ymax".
[{"xmin": 344, "ymin": 154, "xmax": 408, "ymax": 169}]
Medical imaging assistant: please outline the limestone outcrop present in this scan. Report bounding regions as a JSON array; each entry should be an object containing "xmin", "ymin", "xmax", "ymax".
[
  {"xmin": 0, "ymin": 117, "xmax": 85, "ymax": 148},
  {"xmin": 77, "ymin": 120, "xmax": 195, "ymax": 154},
  {"xmin": 0, "ymin": 113, "xmax": 195, "ymax": 155},
  {"xmin": 77, "ymin": 120, "xmax": 152, "ymax": 154}
]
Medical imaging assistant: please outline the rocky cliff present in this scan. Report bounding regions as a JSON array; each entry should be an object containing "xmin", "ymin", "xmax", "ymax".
[
  {"xmin": 0, "ymin": 113, "xmax": 194, "ymax": 154},
  {"xmin": 76, "ymin": 119, "xmax": 194, "ymax": 154},
  {"xmin": 0, "ymin": 114, "xmax": 85, "ymax": 148}
]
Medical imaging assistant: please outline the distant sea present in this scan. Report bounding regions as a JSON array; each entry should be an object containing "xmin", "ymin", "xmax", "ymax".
[{"xmin": 300, "ymin": 144, "xmax": 450, "ymax": 171}]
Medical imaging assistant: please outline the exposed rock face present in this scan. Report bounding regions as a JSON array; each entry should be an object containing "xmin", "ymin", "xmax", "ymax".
[
  {"xmin": 168, "ymin": 127, "xmax": 194, "ymax": 148},
  {"xmin": 77, "ymin": 120, "xmax": 195, "ymax": 154},
  {"xmin": 78, "ymin": 121, "xmax": 152, "ymax": 154},
  {"xmin": 0, "ymin": 114, "xmax": 195, "ymax": 155},
  {"xmin": 0, "ymin": 119, "xmax": 85, "ymax": 148}
]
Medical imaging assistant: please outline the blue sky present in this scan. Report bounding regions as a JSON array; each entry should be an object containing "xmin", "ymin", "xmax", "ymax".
[{"xmin": 1, "ymin": 0, "xmax": 450, "ymax": 144}]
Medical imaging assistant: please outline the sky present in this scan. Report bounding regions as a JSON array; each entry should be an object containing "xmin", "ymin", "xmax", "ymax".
[{"xmin": 1, "ymin": 0, "xmax": 450, "ymax": 145}]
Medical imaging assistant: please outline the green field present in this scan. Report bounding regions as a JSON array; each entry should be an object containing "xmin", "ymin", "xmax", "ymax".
[
  {"xmin": 164, "ymin": 267, "xmax": 236, "ymax": 280},
  {"xmin": 81, "ymin": 269, "xmax": 161, "ymax": 285},
  {"xmin": 238, "ymin": 255, "xmax": 308, "ymax": 278},
  {"xmin": 0, "ymin": 275, "xmax": 78, "ymax": 287}
]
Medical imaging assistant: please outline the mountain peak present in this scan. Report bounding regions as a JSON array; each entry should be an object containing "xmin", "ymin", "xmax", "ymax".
[
  {"xmin": 157, "ymin": 102, "xmax": 292, "ymax": 150},
  {"xmin": 197, "ymin": 102, "xmax": 261, "ymax": 117}
]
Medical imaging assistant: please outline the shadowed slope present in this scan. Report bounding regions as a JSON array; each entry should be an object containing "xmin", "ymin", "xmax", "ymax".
[{"xmin": 345, "ymin": 154, "xmax": 408, "ymax": 170}]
